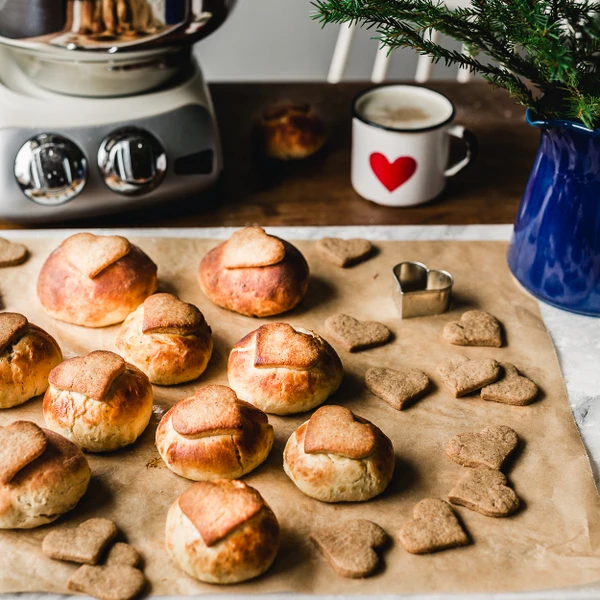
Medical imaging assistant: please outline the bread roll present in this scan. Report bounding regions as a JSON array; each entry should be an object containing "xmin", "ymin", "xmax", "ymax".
[
  {"xmin": 156, "ymin": 385, "xmax": 273, "ymax": 480},
  {"xmin": 116, "ymin": 293, "xmax": 213, "ymax": 385},
  {"xmin": 228, "ymin": 322, "xmax": 343, "ymax": 415},
  {"xmin": 198, "ymin": 227, "xmax": 309, "ymax": 317},
  {"xmin": 165, "ymin": 480, "xmax": 279, "ymax": 584},
  {"xmin": 0, "ymin": 313, "xmax": 63, "ymax": 408},
  {"xmin": 283, "ymin": 405, "xmax": 394, "ymax": 502},
  {"xmin": 43, "ymin": 350, "xmax": 153, "ymax": 452},
  {"xmin": 0, "ymin": 422, "xmax": 90, "ymax": 529},
  {"xmin": 37, "ymin": 233, "xmax": 158, "ymax": 328}
]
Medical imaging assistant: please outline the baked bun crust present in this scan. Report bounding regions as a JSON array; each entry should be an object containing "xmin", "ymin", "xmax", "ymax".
[
  {"xmin": 0, "ymin": 313, "xmax": 63, "ymax": 409},
  {"xmin": 116, "ymin": 293, "xmax": 213, "ymax": 385},
  {"xmin": 228, "ymin": 323, "xmax": 343, "ymax": 415},
  {"xmin": 43, "ymin": 350, "xmax": 153, "ymax": 452},
  {"xmin": 165, "ymin": 480, "xmax": 280, "ymax": 584},
  {"xmin": 156, "ymin": 385, "xmax": 273, "ymax": 480},
  {"xmin": 37, "ymin": 233, "xmax": 158, "ymax": 328},
  {"xmin": 198, "ymin": 227, "xmax": 309, "ymax": 317},
  {"xmin": 0, "ymin": 426, "xmax": 90, "ymax": 529},
  {"xmin": 283, "ymin": 405, "xmax": 395, "ymax": 502}
]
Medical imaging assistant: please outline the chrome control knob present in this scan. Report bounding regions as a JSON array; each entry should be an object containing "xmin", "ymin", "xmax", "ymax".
[
  {"xmin": 14, "ymin": 134, "xmax": 87, "ymax": 205},
  {"xmin": 98, "ymin": 128, "xmax": 167, "ymax": 196}
]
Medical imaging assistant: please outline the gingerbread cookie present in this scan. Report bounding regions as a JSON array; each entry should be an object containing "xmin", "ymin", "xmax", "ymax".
[
  {"xmin": 105, "ymin": 543, "xmax": 141, "ymax": 568},
  {"xmin": 446, "ymin": 425, "xmax": 518, "ymax": 470},
  {"xmin": 0, "ymin": 421, "xmax": 47, "ymax": 484},
  {"xmin": 316, "ymin": 238, "xmax": 373, "ymax": 268},
  {"xmin": 0, "ymin": 238, "xmax": 28, "ymax": 267},
  {"xmin": 365, "ymin": 367, "xmax": 430, "ymax": 410},
  {"xmin": 481, "ymin": 363, "xmax": 539, "ymax": 406},
  {"xmin": 443, "ymin": 310, "xmax": 502, "ymax": 348},
  {"xmin": 325, "ymin": 314, "xmax": 391, "ymax": 352},
  {"xmin": 67, "ymin": 564, "xmax": 145, "ymax": 600},
  {"xmin": 437, "ymin": 355, "xmax": 500, "ymax": 397}
]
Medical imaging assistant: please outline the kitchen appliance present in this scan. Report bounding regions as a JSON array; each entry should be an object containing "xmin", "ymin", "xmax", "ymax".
[{"xmin": 0, "ymin": 0, "xmax": 235, "ymax": 222}]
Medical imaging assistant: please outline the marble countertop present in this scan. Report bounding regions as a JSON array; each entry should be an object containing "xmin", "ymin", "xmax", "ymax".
[{"xmin": 3, "ymin": 225, "xmax": 600, "ymax": 600}]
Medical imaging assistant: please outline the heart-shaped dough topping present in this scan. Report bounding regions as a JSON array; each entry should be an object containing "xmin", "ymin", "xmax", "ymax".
[
  {"xmin": 448, "ymin": 468, "xmax": 520, "ymax": 517},
  {"xmin": 316, "ymin": 238, "xmax": 373, "ymax": 268},
  {"xmin": 61, "ymin": 233, "xmax": 131, "ymax": 279},
  {"xmin": 310, "ymin": 519, "xmax": 387, "ymax": 578},
  {"xmin": 49, "ymin": 350, "xmax": 126, "ymax": 401},
  {"xmin": 254, "ymin": 323, "xmax": 320, "ymax": 370},
  {"xmin": 0, "ymin": 421, "xmax": 47, "ymax": 484},
  {"xmin": 42, "ymin": 518, "xmax": 118, "ymax": 564},
  {"xmin": 446, "ymin": 425, "xmax": 518, "ymax": 470},
  {"xmin": 481, "ymin": 362, "xmax": 539, "ymax": 406},
  {"xmin": 142, "ymin": 293, "xmax": 206, "ymax": 336},
  {"xmin": 221, "ymin": 227, "xmax": 286, "ymax": 269},
  {"xmin": 0, "ymin": 312, "xmax": 28, "ymax": 354},
  {"xmin": 0, "ymin": 238, "xmax": 28, "ymax": 267},
  {"xmin": 179, "ymin": 480, "xmax": 265, "ymax": 546},
  {"xmin": 325, "ymin": 314, "xmax": 391, "ymax": 352},
  {"xmin": 67, "ymin": 564, "xmax": 145, "ymax": 600},
  {"xmin": 171, "ymin": 385, "xmax": 244, "ymax": 438},
  {"xmin": 304, "ymin": 405, "xmax": 376, "ymax": 459},
  {"xmin": 443, "ymin": 310, "xmax": 502, "ymax": 348},
  {"xmin": 366, "ymin": 366, "xmax": 430, "ymax": 410},
  {"xmin": 437, "ymin": 355, "xmax": 500, "ymax": 397},
  {"xmin": 399, "ymin": 498, "xmax": 470, "ymax": 554}
]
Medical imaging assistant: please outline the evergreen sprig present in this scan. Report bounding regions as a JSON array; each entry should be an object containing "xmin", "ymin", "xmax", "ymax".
[{"xmin": 313, "ymin": 0, "xmax": 600, "ymax": 128}]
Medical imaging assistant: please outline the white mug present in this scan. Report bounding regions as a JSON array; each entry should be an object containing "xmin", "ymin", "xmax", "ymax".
[{"xmin": 351, "ymin": 84, "xmax": 477, "ymax": 207}]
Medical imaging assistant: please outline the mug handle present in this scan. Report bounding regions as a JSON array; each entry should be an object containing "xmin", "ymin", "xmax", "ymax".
[{"xmin": 444, "ymin": 125, "xmax": 478, "ymax": 177}]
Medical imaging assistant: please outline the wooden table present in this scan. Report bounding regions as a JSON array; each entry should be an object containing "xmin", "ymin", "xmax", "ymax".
[{"xmin": 0, "ymin": 82, "xmax": 539, "ymax": 230}]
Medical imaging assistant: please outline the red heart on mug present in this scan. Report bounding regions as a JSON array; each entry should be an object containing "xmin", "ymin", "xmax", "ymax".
[{"xmin": 369, "ymin": 153, "xmax": 417, "ymax": 192}]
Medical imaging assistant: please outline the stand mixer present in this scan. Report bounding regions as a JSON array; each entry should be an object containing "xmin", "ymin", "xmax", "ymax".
[{"xmin": 0, "ymin": 0, "xmax": 235, "ymax": 222}]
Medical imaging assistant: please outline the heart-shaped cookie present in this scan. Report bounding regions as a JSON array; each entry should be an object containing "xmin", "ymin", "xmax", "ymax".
[
  {"xmin": 254, "ymin": 323, "xmax": 320, "ymax": 370},
  {"xmin": 0, "ymin": 421, "xmax": 47, "ymax": 484},
  {"xmin": 0, "ymin": 312, "xmax": 28, "ymax": 354},
  {"xmin": 179, "ymin": 480, "xmax": 264, "ymax": 547},
  {"xmin": 49, "ymin": 350, "xmax": 126, "ymax": 401},
  {"xmin": 67, "ymin": 564, "xmax": 146, "ymax": 600},
  {"xmin": 446, "ymin": 425, "xmax": 518, "ymax": 470},
  {"xmin": 325, "ymin": 314, "xmax": 391, "ymax": 352},
  {"xmin": 316, "ymin": 238, "xmax": 373, "ymax": 268},
  {"xmin": 399, "ymin": 498, "xmax": 470, "ymax": 554},
  {"xmin": 310, "ymin": 519, "xmax": 387, "ymax": 578},
  {"xmin": 481, "ymin": 362, "xmax": 539, "ymax": 406},
  {"xmin": 221, "ymin": 227, "xmax": 286, "ymax": 269},
  {"xmin": 42, "ymin": 518, "xmax": 118, "ymax": 564},
  {"xmin": 448, "ymin": 468, "xmax": 520, "ymax": 517},
  {"xmin": 365, "ymin": 366, "xmax": 430, "ymax": 410},
  {"xmin": 105, "ymin": 542, "xmax": 140, "ymax": 568},
  {"xmin": 0, "ymin": 238, "xmax": 28, "ymax": 268},
  {"xmin": 171, "ymin": 385, "xmax": 244, "ymax": 438},
  {"xmin": 443, "ymin": 310, "xmax": 502, "ymax": 348},
  {"xmin": 437, "ymin": 355, "xmax": 500, "ymax": 397},
  {"xmin": 142, "ymin": 293, "xmax": 206, "ymax": 335},
  {"xmin": 62, "ymin": 233, "xmax": 131, "ymax": 279},
  {"xmin": 304, "ymin": 405, "xmax": 376, "ymax": 459}
]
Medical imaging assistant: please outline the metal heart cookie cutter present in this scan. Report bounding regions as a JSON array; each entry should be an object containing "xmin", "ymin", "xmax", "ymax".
[{"xmin": 393, "ymin": 261, "xmax": 454, "ymax": 319}]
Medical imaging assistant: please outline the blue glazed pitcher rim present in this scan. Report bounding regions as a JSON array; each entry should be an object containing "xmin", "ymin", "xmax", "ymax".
[{"xmin": 526, "ymin": 108, "xmax": 600, "ymax": 136}]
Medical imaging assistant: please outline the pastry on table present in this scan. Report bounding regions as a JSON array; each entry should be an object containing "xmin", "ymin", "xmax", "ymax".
[
  {"xmin": 228, "ymin": 322, "xmax": 343, "ymax": 415},
  {"xmin": 37, "ymin": 232, "xmax": 158, "ymax": 328},
  {"xmin": 283, "ymin": 405, "xmax": 394, "ymax": 502},
  {"xmin": 156, "ymin": 385, "xmax": 273, "ymax": 480},
  {"xmin": 116, "ymin": 293, "xmax": 213, "ymax": 385},
  {"xmin": 165, "ymin": 479, "xmax": 280, "ymax": 584},
  {"xmin": 43, "ymin": 350, "xmax": 153, "ymax": 453},
  {"xmin": 0, "ymin": 312, "xmax": 63, "ymax": 408},
  {"xmin": 198, "ymin": 226, "xmax": 309, "ymax": 317},
  {"xmin": 0, "ymin": 421, "xmax": 90, "ymax": 529}
]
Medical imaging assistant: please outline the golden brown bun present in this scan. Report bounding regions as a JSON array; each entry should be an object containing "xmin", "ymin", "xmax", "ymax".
[
  {"xmin": 0, "ymin": 313, "xmax": 63, "ymax": 409},
  {"xmin": 283, "ymin": 406, "xmax": 395, "ymax": 502},
  {"xmin": 37, "ymin": 233, "xmax": 158, "ymax": 328},
  {"xmin": 258, "ymin": 102, "xmax": 326, "ymax": 160},
  {"xmin": 198, "ymin": 227, "xmax": 309, "ymax": 317},
  {"xmin": 165, "ymin": 480, "xmax": 280, "ymax": 584},
  {"xmin": 0, "ymin": 428, "xmax": 90, "ymax": 529},
  {"xmin": 228, "ymin": 323, "xmax": 343, "ymax": 415},
  {"xmin": 156, "ymin": 385, "xmax": 273, "ymax": 480},
  {"xmin": 115, "ymin": 294, "xmax": 213, "ymax": 385},
  {"xmin": 43, "ymin": 350, "xmax": 153, "ymax": 452}
]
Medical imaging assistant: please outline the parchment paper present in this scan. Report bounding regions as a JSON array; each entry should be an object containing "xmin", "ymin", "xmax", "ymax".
[{"xmin": 0, "ymin": 236, "xmax": 599, "ymax": 596}]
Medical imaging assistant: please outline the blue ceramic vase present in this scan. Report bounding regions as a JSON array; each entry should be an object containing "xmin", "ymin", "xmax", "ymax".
[{"xmin": 507, "ymin": 110, "xmax": 600, "ymax": 316}]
